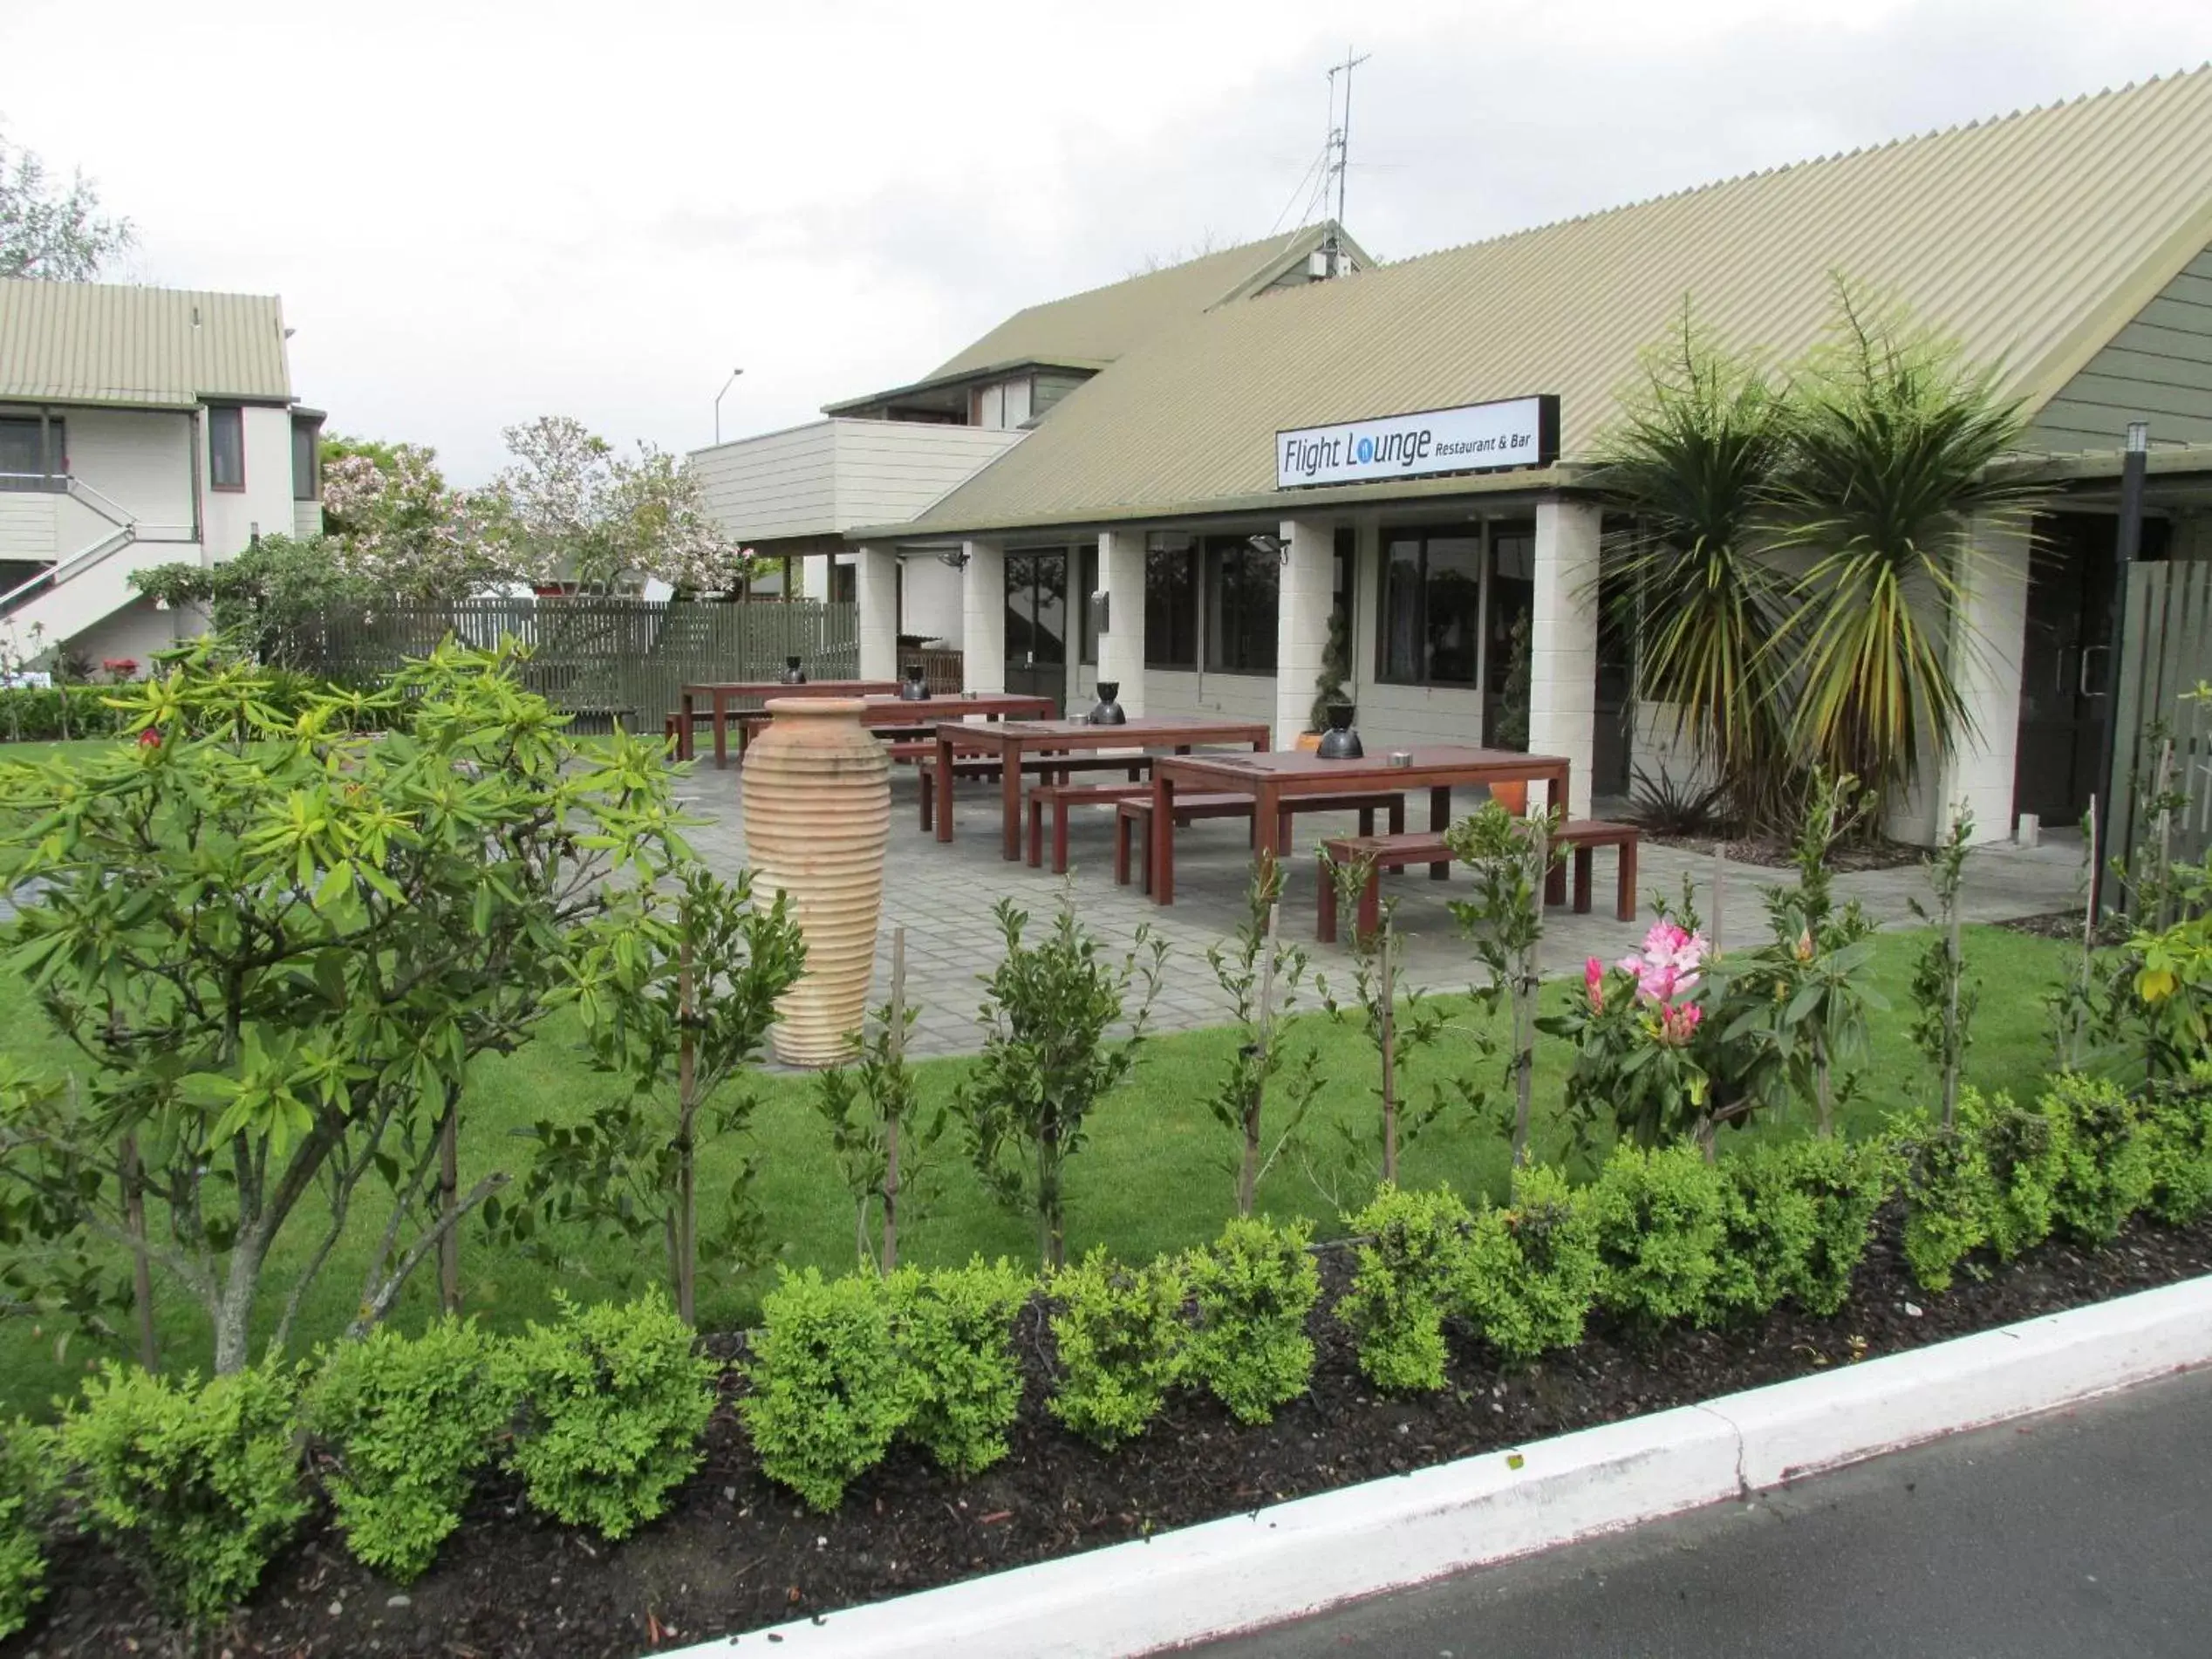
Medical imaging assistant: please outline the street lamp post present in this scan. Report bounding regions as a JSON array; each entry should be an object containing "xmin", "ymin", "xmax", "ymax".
[{"xmin": 713, "ymin": 368, "xmax": 745, "ymax": 445}]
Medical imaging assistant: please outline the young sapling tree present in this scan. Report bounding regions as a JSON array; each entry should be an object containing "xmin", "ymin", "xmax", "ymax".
[
  {"xmin": 1445, "ymin": 802, "xmax": 1562, "ymax": 1166},
  {"xmin": 957, "ymin": 890, "xmax": 1164, "ymax": 1270},
  {"xmin": 1908, "ymin": 803, "xmax": 1978, "ymax": 1128},
  {"xmin": 814, "ymin": 925, "xmax": 945, "ymax": 1273},
  {"xmin": 1204, "ymin": 856, "xmax": 1325, "ymax": 1215},
  {"xmin": 519, "ymin": 862, "xmax": 805, "ymax": 1323}
]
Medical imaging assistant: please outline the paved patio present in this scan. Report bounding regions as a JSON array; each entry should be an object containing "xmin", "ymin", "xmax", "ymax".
[{"xmin": 678, "ymin": 762, "xmax": 2090, "ymax": 1062}]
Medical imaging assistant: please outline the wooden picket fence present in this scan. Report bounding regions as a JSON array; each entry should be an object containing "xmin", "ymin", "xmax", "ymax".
[
  {"xmin": 2108, "ymin": 558, "xmax": 2212, "ymax": 880},
  {"xmin": 306, "ymin": 597, "xmax": 859, "ymax": 731}
]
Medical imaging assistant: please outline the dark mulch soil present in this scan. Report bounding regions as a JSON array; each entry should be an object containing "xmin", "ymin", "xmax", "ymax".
[
  {"xmin": 1996, "ymin": 910, "xmax": 2124, "ymax": 945},
  {"xmin": 12, "ymin": 1209, "xmax": 2212, "ymax": 1659},
  {"xmin": 1643, "ymin": 833, "xmax": 1922, "ymax": 873}
]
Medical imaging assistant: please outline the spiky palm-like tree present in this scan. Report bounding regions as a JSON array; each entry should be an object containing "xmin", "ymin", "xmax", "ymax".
[
  {"xmin": 1589, "ymin": 309, "xmax": 1794, "ymax": 831},
  {"xmin": 1771, "ymin": 287, "xmax": 2038, "ymax": 810}
]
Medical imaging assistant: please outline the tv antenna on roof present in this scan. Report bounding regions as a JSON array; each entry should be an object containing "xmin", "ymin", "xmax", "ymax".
[{"xmin": 1325, "ymin": 47, "xmax": 1370, "ymax": 233}]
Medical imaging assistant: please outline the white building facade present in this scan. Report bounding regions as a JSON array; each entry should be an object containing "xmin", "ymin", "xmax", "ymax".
[{"xmin": 0, "ymin": 280, "xmax": 323, "ymax": 670}]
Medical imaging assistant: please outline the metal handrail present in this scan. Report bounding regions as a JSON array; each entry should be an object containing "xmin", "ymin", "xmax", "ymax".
[
  {"xmin": 65, "ymin": 476, "xmax": 138, "ymax": 529},
  {"xmin": 0, "ymin": 524, "xmax": 137, "ymax": 618}
]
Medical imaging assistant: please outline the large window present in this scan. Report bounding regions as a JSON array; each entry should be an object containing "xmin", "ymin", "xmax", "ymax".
[
  {"xmin": 1144, "ymin": 543, "xmax": 1197, "ymax": 669},
  {"xmin": 1376, "ymin": 528, "xmax": 1483, "ymax": 686},
  {"xmin": 1078, "ymin": 543, "xmax": 1100, "ymax": 666},
  {"xmin": 1203, "ymin": 536, "xmax": 1278, "ymax": 673},
  {"xmin": 0, "ymin": 416, "xmax": 64, "ymax": 490},
  {"xmin": 208, "ymin": 406, "xmax": 245, "ymax": 491}
]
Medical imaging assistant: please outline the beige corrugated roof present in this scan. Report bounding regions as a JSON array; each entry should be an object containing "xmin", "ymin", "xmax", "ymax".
[
  {"xmin": 0, "ymin": 279, "xmax": 295, "ymax": 407},
  {"xmin": 824, "ymin": 223, "xmax": 1369, "ymax": 415},
  {"xmin": 892, "ymin": 68, "xmax": 2212, "ymax": 537}
]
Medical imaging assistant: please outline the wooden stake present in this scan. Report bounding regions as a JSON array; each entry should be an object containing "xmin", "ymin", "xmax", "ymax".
[
  {"xmin": 1378, "ymin": 924, "xmax": 1397, "ymax": 1186},
  {"xmin": 1242, "ymin": 897, "xmax": 1281, "ymax": 1216},
  {"xmin": 121, "ymin": 1132, "xmax": 158, "ymax": 1371},
  {"xmin": 437, "ymin": 1087, "xmax": 461, "ymax": 1317},
  {"xmin": 1711, "ymin": 844, "xmax": 1726, "ymax": 955}
]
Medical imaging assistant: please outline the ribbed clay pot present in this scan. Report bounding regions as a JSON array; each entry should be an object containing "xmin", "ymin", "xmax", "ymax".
[{"xmin": 741, "ymin": 697, "xmax": 891, "ymax": 1066}]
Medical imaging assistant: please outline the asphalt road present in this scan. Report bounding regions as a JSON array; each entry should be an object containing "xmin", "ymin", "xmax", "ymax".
[{"xmin": 1193, "ymin": 1367, "xmax": 2212, "ymax": 1659}]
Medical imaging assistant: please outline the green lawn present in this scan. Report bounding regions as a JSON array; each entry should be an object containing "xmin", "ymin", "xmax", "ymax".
[{"xmin": 0, "ymin": 924, "xmax": 2072, "ymax": 1415}]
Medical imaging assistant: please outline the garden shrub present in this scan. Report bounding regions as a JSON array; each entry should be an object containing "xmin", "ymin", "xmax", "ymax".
[
  {"xmin": 890, "ymin": 1259, "xmax": 1032, "ymax": 1479},
  {"xmin": 1184, "ymin": 1217, "xmax": 1321, "ymax": 1424},
  {"xmin": 1048, "ymin": 1248, "xmax": 1185, "ymax": 1447},
  {"xmin": 741, "ymin": 1268, "xmax": 905, "ymax": 1511},
  {"xmin": 1783, "ymin": 1134, "xmax": 1892, "ymax": 1316},
  {"xmin": 1704, "ymin": 1139, "xmax": 1819, "ymax": 1324},
  {"xmin": 2046, "ymin": 1072, "xmax": 2154, "ymax": 1245},
  {"xmin": 510, "ymin": 1290, "xmax": 718, "ymax": 1540},
  {"xmin": 0, "ymin": 686, "xmax": 132, "ymax": 743},
  {"xmin": 1458, "ymin": 1164, "xmax": 1600, "ymax": 1361},
  {"xmin": 1584, "ymin": 1142, "xmax": 1728, "ymax": 1331},
  {"xmin": 1892, "ymin": 1111, "xmax": 1997, "ymax": 1293},
  {"xmin": 2143, "ymin": 1070, "xmax": 2212, "ymax": 1225},
  {"xmin": 1963, "ymin": 1088, "xmax": 2067, "ymax": 1260},
  {"xmin": 59, "ymin": 1361, "xmax": 310, "ymax": 1624},
  {"xmin": 301, "ymin": 1318, "xmax": 523, "ymax": 1581},
  {"xmin": 0, "ymin": 1420, "xmax": 54, "ymax": 1642},
  {"xmin": 1336, "ymin": 1185, "xmax": 1474, "ymax": 1392}
]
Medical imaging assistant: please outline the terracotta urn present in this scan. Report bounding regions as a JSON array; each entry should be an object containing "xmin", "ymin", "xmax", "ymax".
[{"xmin": 741, "ymin": 698, "xmax": 890, "ymax": 1066}]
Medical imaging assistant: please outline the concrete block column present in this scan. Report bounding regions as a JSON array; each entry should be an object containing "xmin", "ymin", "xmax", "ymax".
[
  {"xmin": 1530, "ymin": 496, "xmax": 1601, "ymax": 817},
  {"xmin": 1096, "ymin": 528, "xmax": 1148, "ymax": 719},
  {"xmin": 960, "ymin": 540, "xmax": 1006, "ymax": 694},
  {"xmin": 854, "ymin": 543, "xmax": 899, "ymax": 683},
  {"xmin": 1931, "ymin": 513, "xmax": 2031, "ymax": 845},
  {"xmin": 1275, "ymin": 516, "xmax": 1334, "ymax": 748}
]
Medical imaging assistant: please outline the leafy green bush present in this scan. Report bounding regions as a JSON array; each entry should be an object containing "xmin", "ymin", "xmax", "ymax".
[
  {"xmin": 1048, "ymin": 1248, "xmax": 1185, "ymax": 1446},
  {"xmin": 59, "ymin": 1362, "xmax": 310, "ymax": 1624},
  {"xmin": 1892, "ymin": 1112, "xmax": 1997, "ymax": 1293},
  {"xmin": 1336, "ymin": 1185, "xmax": 1473, "ymax": 1392},
  {"xmin": 1184, "ymin": 1217, "xmax": 1321, "ymax": 1424},
  {"xmin": 510, "ymin": 1291, "xmax": 718, "ymax": 1540},
  {"xmin": 740, "ymin": 1268, "xmax": 905, "ymax": 1511},
  {"xmin": 301, "ymin": 1319, "xmax": 522, "ymax": 1581},
  {"xmin": 1963, "ymin": 1089, "xmax": 2067, "ymax": 1260},
  {"xmin": 0, "ymin": 685, "xmax": 130, "ymax": 742},
  {"xmin": 2046, "ymin": 1072, "xmax": 2154, "ymax": 1245},
  {"xmin": 889, "ymin": 1260, "xmax": 1031, "ymax": 1478},
  {"xmin": 1782, "ymin": 1134, "xmax": 1891, "ymax": 1315},
  {"xmin": 1705, "ymin": 1139, "xmax": 1818, "ymax": 1323},
  {"xmin": 1585, "ymin": 1142, "xmax": 1728, "ymax": 1330},
  {"xmin": 1458, "ymin": 1164, "xmax": 1600, "ymax": 1361},
  {"xmin": 2144, "ymin": 1072, "xmax": 2212, "ymax": 1225},
  {"xmin": 0, "ymin": 1420, "xmax": 54, "ymax": 1642}
]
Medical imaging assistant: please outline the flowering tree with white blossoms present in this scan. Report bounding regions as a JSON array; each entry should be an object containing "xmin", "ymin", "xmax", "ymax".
[
  {"xmin": 320, "ymin": 440, "xmax": 506, "ymax": 600},
  {"xmin": 487, "ymin": 416, "xmax": 759, "ymax": 594}
]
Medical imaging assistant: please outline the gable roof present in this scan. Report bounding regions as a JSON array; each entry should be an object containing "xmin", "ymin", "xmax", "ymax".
[
  {"xmin": 0, "ymin": 280, "xmax": 295, "ymax": 409},
  {"xmin": 823, "ymin": 222, "xmax": 1367, "ymax": 415},
  {"xmin": 891, "ymin": 67, "xmax": 2212, "ymax": 536}
]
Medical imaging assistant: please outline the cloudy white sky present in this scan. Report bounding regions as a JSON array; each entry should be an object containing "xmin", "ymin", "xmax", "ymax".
[{"xmin": 5, "ymin": 0, "xmax": 2210, "ymax": 481}]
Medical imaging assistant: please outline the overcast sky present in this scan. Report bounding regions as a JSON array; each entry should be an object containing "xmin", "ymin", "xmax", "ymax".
[{"xmin": 5, "ymin": 0, "xmax": 2210, "ymax": 482}]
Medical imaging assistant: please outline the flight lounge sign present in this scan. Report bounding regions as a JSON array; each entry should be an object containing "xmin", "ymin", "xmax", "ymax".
[{"xmin": 1276, "ymin": 394, "xmax": 1559, "ymax": 489}]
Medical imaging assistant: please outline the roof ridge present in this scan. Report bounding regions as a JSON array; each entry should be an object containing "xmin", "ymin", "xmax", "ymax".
[
  {"xmin": 1375, "ymin": 64, "xmax": 2212, "ymax": 274},
  {"xmin": 992, "ymin": 223, "xmax": 1327, "ymax": 318}
]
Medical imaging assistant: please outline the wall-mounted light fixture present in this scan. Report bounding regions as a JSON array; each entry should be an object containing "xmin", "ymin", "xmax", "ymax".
[
  {"xmin": 935, "ymin": 549, "xmax": 970, "ymax": 571},
  {"xmin": 1247, "ymin": 533, "xmax": 1288, "ymax": 566}
]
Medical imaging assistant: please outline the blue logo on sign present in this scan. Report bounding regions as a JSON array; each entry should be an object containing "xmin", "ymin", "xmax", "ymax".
[{"xmin": 1355, "ymin": 437, "xmax": 1374, "ymax": 464}]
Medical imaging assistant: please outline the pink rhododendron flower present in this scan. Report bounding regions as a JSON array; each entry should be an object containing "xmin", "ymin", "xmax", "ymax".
[
  {"xmin": 1584, "ymin": 956, "xmax": 1605, "ymax": 1007},
  {"xmin": 1656, "ymin": 1000, "xmax": 1703, "ymax": 1046}
]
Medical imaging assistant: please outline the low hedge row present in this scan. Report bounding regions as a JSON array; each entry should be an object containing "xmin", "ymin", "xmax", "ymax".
[
  {"xmin": 0, "ymin": 671, "xmax": 393, "ymax": 745},
  {"xmin": 3, "ymin": 1073, "xmax": 2208, "ymax": 1636}
]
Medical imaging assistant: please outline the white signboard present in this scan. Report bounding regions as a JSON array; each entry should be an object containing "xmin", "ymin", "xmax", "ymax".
[{"xmin": 1277, "ymin": 395, "xmax": 1558, "ymax": 489}]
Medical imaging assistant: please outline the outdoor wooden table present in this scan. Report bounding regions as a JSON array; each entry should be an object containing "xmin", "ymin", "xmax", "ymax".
[
  {"xmin": 730, "ymin": 691, "xmax": 1055, "ymax": 760},
  {"xmin": 677, "ymin": 679, "xmax": 901, "ymax": 768},
  {"xmin": 1145, "ymin": 745, "xmax": 1571, "ymax": 906},
  {"xmin": 932, "ymin": 715, "xmax": 1272, "ymax": 858}
]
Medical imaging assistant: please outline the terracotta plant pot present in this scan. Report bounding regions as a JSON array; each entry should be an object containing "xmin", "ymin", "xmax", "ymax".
[
  {"xmin": 1490, "ymin": 779, "xmax": 1529, "ymax": 815},
  {"xmin": 1294, "ymin": 731, "xmax": 1324, "ymax": 753},
  {"xmin": 741, "ymin": 698, "xmax": 891, "ymax": 1066}
]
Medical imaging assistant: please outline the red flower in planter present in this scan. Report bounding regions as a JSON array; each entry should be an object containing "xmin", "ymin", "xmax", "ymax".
[
  {"xmin": 102, "ymin": 659, "xmax": 139, "ymax": 680},
  {"xmin": 137, "ymin": 727, "xmax": 161, "ymax": 749}
]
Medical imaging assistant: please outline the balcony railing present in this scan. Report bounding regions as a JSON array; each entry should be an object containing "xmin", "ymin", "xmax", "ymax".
[{"xmin": 0, "ymin": 471, "xmax": 69, "ymax": 494}]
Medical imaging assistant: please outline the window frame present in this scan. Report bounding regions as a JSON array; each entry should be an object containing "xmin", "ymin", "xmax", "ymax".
[
  {"xmin": 290, "ymin": 420, "xmax": 320, "ymax": 503},
  {"xmin": 1375, "ymin": 522, "xmax": 1489, "ymax": 690},
  {"xmin": 1143, "ymin": 543, "xmax": 1198, "ymax": 671},
  {"xmin": 1200, "ymin": 534, "xmax": 1280, "ymax": 675},
  {"xmin": 208, "ymin": 406, "xmax": 246, "ymax": 493},
  {"xmin": 0, "ymin": 414, "xmax": 66, "ymax": 492}
]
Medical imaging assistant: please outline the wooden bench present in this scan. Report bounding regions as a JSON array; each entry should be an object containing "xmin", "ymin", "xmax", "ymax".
[
  {"xmin": 1316, "ymin": 819, "xmax": 1639, "ymax": 944},
  {"xmin": 1113, "ymin": 790, "xmax": 1410, "ymax": 892},
  {"xmin": 1027, "ymin": 781, "xmax": 1150, "ymax": 873},
  {"xmin": 911, "ymin": 750, "xmax": 1149, "ymax": 833}
]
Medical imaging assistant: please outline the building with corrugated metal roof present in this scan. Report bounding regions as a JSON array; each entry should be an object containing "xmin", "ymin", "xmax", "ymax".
[
  {"xmin": 758, "ymin": 68, "xmax": 2212, "ymax": 846},
  {"xmin": 0, "ymin": 279, "xmax": 324, "ymax": 670}
]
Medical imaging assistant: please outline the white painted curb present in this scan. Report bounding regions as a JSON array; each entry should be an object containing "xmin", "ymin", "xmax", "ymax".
[{"xmin": 672, "ymin": 1273, "xmax": 2212, "ymax": 1657}]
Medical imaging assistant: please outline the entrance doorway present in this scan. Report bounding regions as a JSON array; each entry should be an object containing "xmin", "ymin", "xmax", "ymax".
[
  {"xmin": 2014, "ymin": 511, "xmax": 2168, "ymax": 826},
  {"xmin": 1005, "ymin": 549, "xmax": 1068, "ymax": 710}
]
